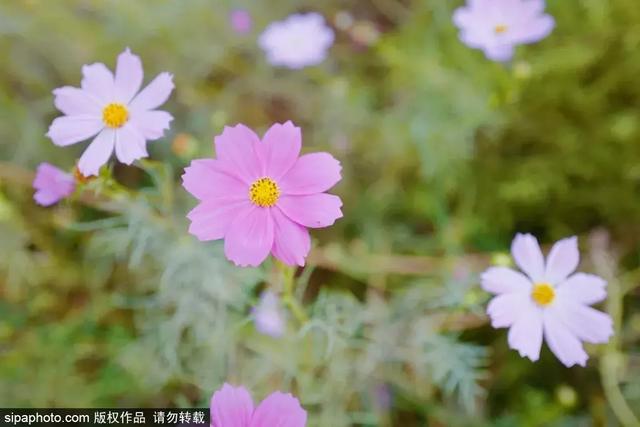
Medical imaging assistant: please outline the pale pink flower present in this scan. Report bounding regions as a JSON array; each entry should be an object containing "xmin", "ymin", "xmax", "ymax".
[
  {"xmin": 481, "ymin": 234, "xmax": 613, "ymax": 367},
  {"xmin": 182, "ymin": 121, "xmax": 342, "ymax": 267},
  {"xmin": 453, "ymin": 0, "xmax": 555, "ymax": 61},
  {"xmin": 230, "ymin": 9, "xmax": 252, "ymax": 34},
  {"xmin": 259, "ymin": 13, "xmax": 334, "ymax": 69},
  {"xmin": 252, "ymin": 291, "xmax": 286, "ymax": 337},
  {"xmin": 47, "ymin": 48, "xmax": 174, "ymax": 176},
  {"xmin": 32, "ymin": 162, "xmax": 75, "ymax": 206},
  {"xmin": 210, "ymin": 383, "xmax": 306, "ymax": 427}
]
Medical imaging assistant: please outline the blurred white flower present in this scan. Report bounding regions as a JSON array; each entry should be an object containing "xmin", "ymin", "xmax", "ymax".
[
  {"xmin": 259, "ymin": 13, "xmax": 334, "ymax": 69},
  {"xmin": 252, "ymin": 291, "xmax": 286, "ymax": 337}
]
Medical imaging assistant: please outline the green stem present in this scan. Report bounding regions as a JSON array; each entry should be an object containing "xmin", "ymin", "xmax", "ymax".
[
  {"xmin": 599, "ymin": 276, "xmax": 639, "ymax": 427},
  {"xmin": 277, "ymin": 261, "xmax": 308, "ymax": 325}
]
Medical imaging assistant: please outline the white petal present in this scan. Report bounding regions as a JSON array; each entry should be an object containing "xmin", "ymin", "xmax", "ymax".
[
  {"xmin": 543, "ymin": 310, "xmax": 588, "ymax": 367},
  {"xmin": 114, "ymin": 123, "xmax": 148, "ymax": 165},
  {"xmin": 507, "ymin": 301, "xmax": 543, "ymax": 361},
  {"xmin": 77, "ymin": 129, "xmax": 115, "ymax": 176},
  {"xmin": 481, "ymin": 266, "xmax": 532, "ymax": 294},
  {"xmin": 545, "ymin": 236, "xmax": 579, "ymax": 284},
  {"xmin": 487, "ymin": 292, "xmax": 529, "ymax": 328},
  {"xmin": 114, "ymin": 48, "xmax": 143, "ymax": 103},
  {"xmin": 552, "ymin": 300, "xmax": 613, "ymax": 344},
  {"xmin": 556, "ymin": 273, "xmax": 607, "ymax": 305},
  {"xmin": 511, "ymin": 233, "xmax": 545, "ymax": 282}
]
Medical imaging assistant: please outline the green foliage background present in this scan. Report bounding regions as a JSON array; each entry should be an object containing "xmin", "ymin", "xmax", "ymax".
[{"xmin": 1, "ymin": 0, "xmax": 639, "ymax": 425}]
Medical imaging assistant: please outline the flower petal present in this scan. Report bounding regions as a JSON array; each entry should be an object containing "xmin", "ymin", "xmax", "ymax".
[
  {"xmin": 483, "ymin": 44, "xmax": 515, "ymax": 62},
  {"xmin": 279, "ymin": 152, "xmax": 341, "ymax": 195},
  {"xmin": 480, "ymin": 266, "xmax": 532, "ymax": 295},
  {"xmin": 255, "ymin": 121, "xmax": 301, "ymax": 179},
  {"xmin": 77, "ymin": 129, "xmax": 115, "ymax": 176},
  {"xmin": 511, "ymin": 233, "xmax": 545, "ymax": 282},
  {"xmin": 545, "ymin": 236, "xmax": 579, "ymax": 284},
  {"xmin": 129, "ymin": 72, "xmax": 174, "ymax": 112},
  {"xmin": 486, "ymin": 292, "xmax": 529, "ymax": 328},
  {"xmin": 512, "ymin": 15, "xmax": 555, "ymax": 45},
  {"xmin": 214, "ymin": 124, "xmax": 262, "ymax": 184},
  {"xmin": 543, "ymin": 310, "xmax": 588, "ymax": 367},
  {"xmin": 277, "ymin": 193, "xmax": 343, "ymax": 228},
  {"xmin": 271, "ymin": 207, "xmax": 311, "ymax": 267},
  {"xmin": 187, "ymin": 200, "xmax": 252, "ymax": 241},
  {"xmin": 552, "ymin": 300, "xmax": 613, "ymax": 344},
  {"xmin": 114, "ymin": 123, "xmax": 148, "ymax": 165},
  {"xmin": 52, "ymin": 86, "xmax": 102, "ymax": 116},
  {"xmin": 181, "ymin": 159, "xmax": 248, "ymax": 201},
  {"xmin": 114, "ymin": 48, "xmax": 143, "ymax": 103},
  {"xmin": 129, "ymin": 110, "xmax": 173, "ymax": 140},
  {"xmin": 556, "ymin": 273, "xmax": 607, "ymax": 305},
  {"xmin": 81, "ymin": 63, "xmax": 115, "ymax": 103},
  {"xmin": 224, "ymin": 207, "xmax": 274, "ymax": 267},
  {"xmin": 507, "ymin": 301, "xmax": 543, "ymax": 362},
  {"xmin": 210, "ymin": 383, "xmax": 254, "ymax": 427},
  {"xmin": 249, "ymin": 392, "xmax": 307, "ymax": 427},
  {"xmin": 33, "ymin": 163, "xmax": 75, "ymax": 207},
  {"xmin": 46, "ymin": 115, "xmax": 103, "ymax": 147}
]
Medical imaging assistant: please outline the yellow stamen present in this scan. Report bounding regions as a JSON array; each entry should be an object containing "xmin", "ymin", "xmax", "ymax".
[
  {"xmin": 531, "ymin": 283, "xmax": 555, "ymax": 306},
  {"xmin": 494, "ymin": 24, "xmax": 508, "ymax": 34},
  {"xmin": 249, "ymin": 177, "xmax": 280, "ymax": 207},
  {"xmin": 102, "ymin": 103, "xmax": 129, "ymax": 128}
]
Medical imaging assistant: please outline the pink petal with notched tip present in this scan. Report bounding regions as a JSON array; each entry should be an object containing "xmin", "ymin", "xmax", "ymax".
[
  {"xmin": 271, "ymin": 207, "xmax": 311, "ymax": 267},
  {"xmin": 224, "ymin": 207, "xmax": 275, "ymax": 267},
  {"xmin": 182, "ymin": 159, "xmax": 247, "ymax": 202},
  {"xmin": 187, "ymin": 200, "xmax": 252, "ymax": 242},
  {"xmin": 249, "ymin": 392, "xmax": 307, "ymax": 427},
  {"xmin": 114, "ymin": 123, "xmax": 148, "ymax": 165},
  {"xmin": 210, "ymin": 384, "xmax": 254, "ymax": 427},
  {"xmin": 279, "ymin": 152, "xmax": 341, "ymax": 195},
  {"xmin": 277, "ymin": 193, "xmax": 342, "ymax": 228},
  {"xmin": 255, "ymin": 121, "xmax": 301, "ymax": 180},
  {"xmin": 214, "ymin": 124, "xmax": 262, "ymax": 184}
]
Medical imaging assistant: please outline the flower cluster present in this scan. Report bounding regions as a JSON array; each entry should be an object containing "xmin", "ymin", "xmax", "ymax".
[{"xmin": 31, "ymin": 2, "xmax": 616, "ymax": 423}]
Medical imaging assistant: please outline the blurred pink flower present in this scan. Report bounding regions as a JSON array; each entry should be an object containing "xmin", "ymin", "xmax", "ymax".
[
  {"xmin": 210, "ymin": 383, "xmax": 306, "ymax": 427},
  {"xmin": 230, "ymin": 9, "xmax": 252, "ymax": 34},
  {"xmin": 33, "ymin": 162, "xmax": 75, "ymax": 206},
  {"xmin": 453, "ymin": 0, "xmax": 555, "ymax": 61},
  {"xmin": 182, "ymin": 121, "xmax": 342, "ymax": 267},
  {"xmin": 481, "ymin": 234, "xmax": 613, "ymax": 367},
  {"xmin": 259, "ymin": 13, "xmax": 334, "ymax": 69},
  {"xmin": 47, "ymin": 48, "xmax": 174, "ymax": 176},
  {"xmin": 252, "ymin": 291, "xmax": 286, "ymax": 337}
]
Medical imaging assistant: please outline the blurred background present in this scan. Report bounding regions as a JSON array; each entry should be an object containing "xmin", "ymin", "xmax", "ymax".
[{"xmin": 1, "ymin": 0, "xmax": 639, "ymax": 425}]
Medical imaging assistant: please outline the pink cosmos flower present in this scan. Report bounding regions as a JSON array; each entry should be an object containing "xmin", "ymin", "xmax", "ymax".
[
  {"xmin": 252, "ymin": 291, "xmax": 286, "ymax": 337},
  {"xmin": 182, "ymin": 121, "xmax": 342, "ymax": 267},
  {"xmin": 33, "ymin": 162, "xmax": 75, "ymax": 206},
  {"xmin": 481, "ymin": 234, "xmax": 613, "ymax": 367},
  {"xmin": 259, "ymin": 13, "xmax": 334, "ymax": 69},
  {"xmin": 230, "ymin": 9, "xmax": 253, "ymax": 34},
  {"xmin": 210, "ymin": 383, "xmax": 306, "ymax": 427},
  {"xmin": 453, "ymin": 0, "xmax": 555, "ymax": 62},
  {"xmin": 47, "ymin": 48, "xmax": 174, "ymax": 176}
]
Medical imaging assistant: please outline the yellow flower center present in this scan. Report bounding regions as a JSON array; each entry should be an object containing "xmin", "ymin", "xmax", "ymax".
[
  {"xmin": 531, "ymin": 283, "xmax": 555, "ymax": 306},
  {"xmin": 249, "ymin": 177, "xmax": 280, "ymax": 207},
  {"xmin": 102, "ymin": 103, "xmax": 129, "ymax": 128},
  {"xmin": 494, "ymin": 24, "xmax": 508, "ymax": 34}
]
